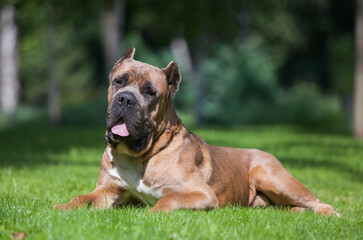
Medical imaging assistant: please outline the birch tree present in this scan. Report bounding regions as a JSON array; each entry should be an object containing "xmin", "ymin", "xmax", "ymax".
[
  {"xmin": 101, "ymin": 0, "xmax": 125, "ymax": 71},
  {"xmin": 0, "ymin": 5, "xmax": 19, "ymax": 120}
]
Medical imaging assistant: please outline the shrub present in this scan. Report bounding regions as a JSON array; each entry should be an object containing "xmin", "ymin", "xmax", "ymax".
[{"xmin": 200, "ymin": 40, "xmax": 344, "ymax": 126}]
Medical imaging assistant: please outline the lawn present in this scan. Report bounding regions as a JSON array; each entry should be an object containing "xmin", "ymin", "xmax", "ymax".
[{"xmin": 0, "ymin": 122, "xmax": 362, "ymax": 239}]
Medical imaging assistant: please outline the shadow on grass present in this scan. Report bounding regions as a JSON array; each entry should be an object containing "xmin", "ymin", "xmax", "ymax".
[
  {"xmin": 0, "ymin": 102, "xmax": 108, "ymax": 169},
  {"xmin": 0, "ymin": 120, "xmax": 105, "ymax": 169},
  {"xmin": 1, "ymin": 112, "xmax": 362, "ymax": 184},
  {"xmin": 268, "ymin": 141, "xmax": 363, "ymax": 183},
  {"xmin": 280, "ymin": 157, "xmax": 363, "ymax": 182}
]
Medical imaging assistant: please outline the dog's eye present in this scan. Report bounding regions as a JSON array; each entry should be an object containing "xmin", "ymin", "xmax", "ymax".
[
  {"xmin": 113, "ymin": 74, "xmax": 128, "ymax": 86},
  {"xmin": 142, "ymin": 87, "xmax": 156, "ymax": 97},
  {"xmin": 145, "ymin": 89, "xmax": 156, "ymax": 96}
]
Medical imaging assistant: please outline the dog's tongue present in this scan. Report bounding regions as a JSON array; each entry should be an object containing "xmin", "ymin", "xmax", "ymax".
[{"xmin": 111, "ymin": 123, "xmax": 129, "ymax": 137}]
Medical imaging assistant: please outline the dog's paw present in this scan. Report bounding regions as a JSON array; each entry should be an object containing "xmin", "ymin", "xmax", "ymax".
[
  {"xmin": 314, "ymin": 203, "xmax": 341, "ymax": 217},
  {"xmin": 147, "ymin": 205, "xmax": 171, "ymax": 213},
  {"xmin": 53, "ymin": 204, "xmax": 69, "ymax": 210},
  {"xmin": 334, "ymin": 211, "xmax": 342, "ymax": 218}
]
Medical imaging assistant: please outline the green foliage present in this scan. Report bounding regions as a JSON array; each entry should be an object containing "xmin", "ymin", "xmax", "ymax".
[
  {"xmin": 123, "ymin": 32, "xmax": 173, "ymax": 68},
  {"xmin": 0, "ymin": 124, "xmax": 362, "ymax": 239},
  {"xmin": 1, "ymin": 0, "xmax": 355, "ymax": 126},
  {"xmin": 17, "ymin": 1, "xmax": 48, "ymax": 104},
  {"xmin": 327, "ymin": 34, "xmax": 354, "ymax": 94},
  {"xmin": 56, "ymin": 27, "xmax": 96, "ymax": 103},
  {"xmin": 201, "ymin": 40, "xmax": 344, "ymax": 125},
  {"xmin": 202, "ymin": 38, "xmax": 279, "ymax": 124},
  {"xmin": 15, "ymin": 0, "xmax": 98, "ymax": 105},
  {"xmin": 275, "ymin": 82, "xmax": 344, "ymax": 125},
  {"xmin": 250, "ymin": 5, "xmax": 305, "ymax": 62}
]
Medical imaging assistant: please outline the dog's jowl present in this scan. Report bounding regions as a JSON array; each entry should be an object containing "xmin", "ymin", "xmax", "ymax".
[{"xmin": 54, "ymin": 48, "xmax": 339, "ymax": 216}]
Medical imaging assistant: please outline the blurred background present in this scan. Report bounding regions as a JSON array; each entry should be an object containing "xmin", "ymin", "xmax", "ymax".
[{"xmin": 0, "ymin": 0, "xmax": 362, "ymax": 137}]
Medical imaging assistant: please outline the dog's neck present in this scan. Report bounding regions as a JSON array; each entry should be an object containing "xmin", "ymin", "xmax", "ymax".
[
  {"xmin": 164, "ymin": 100, "xmax": 181, "ymax": 127},
  {"xmin": 140, "ymin": 100, "xmax": 182, "ymax": 160}
]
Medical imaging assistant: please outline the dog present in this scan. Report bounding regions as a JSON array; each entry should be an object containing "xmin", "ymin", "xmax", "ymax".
[{"xmin": 54, "ymin": 47, "xmax": 339, "ymax": 216}]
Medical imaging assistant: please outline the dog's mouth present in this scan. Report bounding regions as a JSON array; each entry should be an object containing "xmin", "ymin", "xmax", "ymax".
[
  {"xmin": 110, "ymin": 118, "xmax": 129, "ymax": 137},
  {"xmin": 106, "ymin": 116, "xmax": 152, "ymax": 153}
]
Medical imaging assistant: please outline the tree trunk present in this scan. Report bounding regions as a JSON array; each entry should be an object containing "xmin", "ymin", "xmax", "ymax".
[
  {"xmin": 47, "ymin": 3, "xmax": 61, "ymax": 125},
  {"xmin": 171, "ymin": 38, "xmax": 192, "ymax": 73},
  {"xmin": 0, "ymin": 5, "xmax": 19, "ymax": 121},
  {"xmin": 193, "ymin": 36, "xmax": 209, "ymax": 126},
  {"xmin": 354, "ymin": 0, "xmax": 363, "ymax": 139},
  {"xmin": 101, "ymin": 0, "xmax": 125, "ymax": 72}
]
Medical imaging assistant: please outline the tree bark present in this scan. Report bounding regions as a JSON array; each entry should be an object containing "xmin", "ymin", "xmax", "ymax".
[
  {"xmin": 171, "ymin": 38, "xmax": 192, "ymax": 73},
  {"xmin": 101, "ymin": 0, "xmax": 125, "ymax": 72},
  {"xmin": 193, "ymin": 36, "xmax": 208, "ymax": 126},
  {"xmin": 0, "ymin": 5, "xmax": 19, "ymax": 120},
  {"xmin": 354, "ymin": 0, "xmax": 363, "ymax": 139}
]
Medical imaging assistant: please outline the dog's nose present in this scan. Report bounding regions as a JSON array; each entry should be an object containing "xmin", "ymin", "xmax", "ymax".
[{"xmin": 118, "ymin": 91, "xmax": 136, "ymax": 106}]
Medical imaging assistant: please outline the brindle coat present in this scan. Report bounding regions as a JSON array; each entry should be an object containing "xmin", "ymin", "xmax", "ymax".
[{"xmin": 54, "ymin": 48, "xmax": 339, "ymax": 216}]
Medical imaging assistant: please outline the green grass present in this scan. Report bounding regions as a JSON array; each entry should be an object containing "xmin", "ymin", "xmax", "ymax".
[{"xmin": 0, "ymin": 123, "xmax": 362, "ymax": 239}]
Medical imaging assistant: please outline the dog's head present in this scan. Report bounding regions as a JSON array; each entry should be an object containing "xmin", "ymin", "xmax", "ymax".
[{"xmin": 105, "ymin": 48, "xmax": 181, "ymax": 156}]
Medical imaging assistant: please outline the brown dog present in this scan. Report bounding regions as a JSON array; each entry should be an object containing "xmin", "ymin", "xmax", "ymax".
[{"xmin": 54, "ymin": 48, "xmax": 339, "ymax": 216}]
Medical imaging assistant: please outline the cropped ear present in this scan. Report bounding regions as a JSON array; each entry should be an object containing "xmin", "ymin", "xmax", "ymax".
[
  {"xmin": 109, "ymin": 47, "xmax": 135, "ymax": 78},
  {"xmin": 122, "ymin": 47, "xmax": 135, "ymax": 60},
  {"xmin": 162, "ymin": 61, "xmax": 181, "ymax": 98}
]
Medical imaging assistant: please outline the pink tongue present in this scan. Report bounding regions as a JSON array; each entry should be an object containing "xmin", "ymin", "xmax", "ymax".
[{"xmin": 111, "ymin": 123, "xmax": 130, "ymax": 137}]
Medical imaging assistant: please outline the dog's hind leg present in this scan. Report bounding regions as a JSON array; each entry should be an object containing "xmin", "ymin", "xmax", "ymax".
[
  {"xmin": 248, "ymin": 150, "xmax": 340, "ymax": 216},
  {"xmin": 249, "ymin": 186, "xmax": 270, "ymax": 208}
]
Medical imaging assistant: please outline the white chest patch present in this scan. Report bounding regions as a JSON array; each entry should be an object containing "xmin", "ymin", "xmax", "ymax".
[{"xmin": 106, "ymin": 147, "xmax": 162, "ymax": 205}]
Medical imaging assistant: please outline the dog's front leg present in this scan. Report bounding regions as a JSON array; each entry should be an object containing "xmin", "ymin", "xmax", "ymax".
[
  {"xmin": 149, "ymin": 191, "xmax": 218, "ymax": 212},
  {"xmin": 53, "ymin": 188, "xmax": 119, "ymax": 210}
]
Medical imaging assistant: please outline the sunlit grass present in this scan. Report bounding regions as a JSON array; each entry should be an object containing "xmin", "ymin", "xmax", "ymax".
[{"xmin": 0, "ymin": 123, "xmax": 362, "ymax": 239}]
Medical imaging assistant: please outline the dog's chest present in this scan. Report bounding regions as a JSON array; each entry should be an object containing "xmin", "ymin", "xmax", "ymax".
[{"xmin": 106, "ymin": 148, "xmax": 162, "ymax": 205}]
